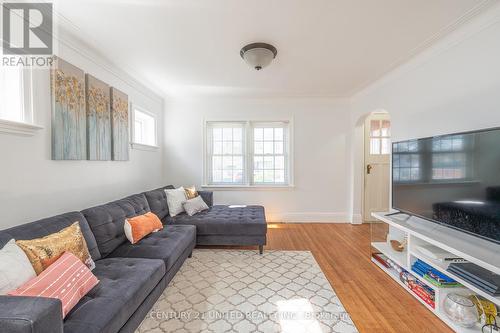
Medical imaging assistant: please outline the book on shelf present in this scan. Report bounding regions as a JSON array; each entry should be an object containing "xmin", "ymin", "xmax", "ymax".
[
  {"xmin": 372, "ymin": 253, "xmax": 390, "ymax": 268},
  {"xmin": 415, "ymin": 244, "xmax": 463, "ymax": 262},
  {"xmin": 411, "ymin": 259, "xmax": 461, "ymax": 288},
  {"xmin": 448, "ymin": 263, "xmax": 500, "ymax": 296}
]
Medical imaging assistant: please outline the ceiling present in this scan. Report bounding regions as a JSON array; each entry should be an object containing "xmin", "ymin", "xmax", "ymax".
[{"xmin": 54, "ymin": 0, "xmax": 492, "ymax": 98}]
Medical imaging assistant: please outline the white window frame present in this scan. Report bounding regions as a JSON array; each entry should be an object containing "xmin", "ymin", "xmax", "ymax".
[
  {"xmin": 203, "ymin": 119, "xmax": 294, "ymax": 188},
  {"xmin": 130, "ymin": 104, "xmax": 159, "ymax": 151},
  {"xmin": 0, "ymin": 66, "xmax": 42, "ymax": 136}
]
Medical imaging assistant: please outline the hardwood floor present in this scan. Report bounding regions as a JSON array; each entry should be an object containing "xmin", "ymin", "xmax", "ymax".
[{"xmin": 205, "ymin": 223, "xmax": 452, "ymax": 333}]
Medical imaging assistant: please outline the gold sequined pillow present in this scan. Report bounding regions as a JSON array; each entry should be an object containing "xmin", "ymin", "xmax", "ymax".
[
  {"xmin": 16, "ymin": 222, "xmax": 95, "ymax": 275},
  {"xmin": 184, "ymin": 186, "xmax": 199, "ymax": 199}
]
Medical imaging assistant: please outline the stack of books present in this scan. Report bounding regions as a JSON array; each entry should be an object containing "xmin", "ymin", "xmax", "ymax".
[
  {"xmin": 412, "ymin": 259, "xmax": 461, "ymax": 288},
  {"xmin": 448, "ymin": 263, "xmax": 500, "ymax": 296},
  {"xmin": 400, "ymin": 271, "xmax": 436, "ymax": 308},
  {"xmin": 372, "ymin": 253, "xmax": 390, "ymax": 268}
]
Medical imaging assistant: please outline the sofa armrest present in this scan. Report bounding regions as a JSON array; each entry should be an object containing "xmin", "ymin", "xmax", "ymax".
[
  {"xmin": 198, "ymin": 191, "xmax": 213, "ymax": 207},
  {"xmin": 0, "ymin": 296, "xmax": 63, "ymax": 333}
]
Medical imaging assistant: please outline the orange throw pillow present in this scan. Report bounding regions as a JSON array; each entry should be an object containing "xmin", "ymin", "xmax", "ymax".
[
  {"xmin": 8, "ymin": 252, "xmax": 99, "ymax": 318},
  {"xmin": 124, "ymin": 212, "xmax": 163, "ymax": 244}
]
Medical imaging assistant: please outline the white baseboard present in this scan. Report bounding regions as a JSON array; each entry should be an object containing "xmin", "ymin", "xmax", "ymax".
[
  {"xmin": 351, "ymin": 214, "xmax": 363, "ymax": 225},
  {"xmin": 266, "ymin": 212, "xmax": 351, "ymax": 223}
]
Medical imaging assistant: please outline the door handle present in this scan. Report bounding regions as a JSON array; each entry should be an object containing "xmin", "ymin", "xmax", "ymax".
[{"xmin": 367, "ymin": 164, "xmax": 372, "ymax": 174}]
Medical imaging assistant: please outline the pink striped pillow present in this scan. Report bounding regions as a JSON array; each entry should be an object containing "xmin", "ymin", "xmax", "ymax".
[{"xmin": 8, "ymin": 252, "xmax": 99, "ymax": 318}]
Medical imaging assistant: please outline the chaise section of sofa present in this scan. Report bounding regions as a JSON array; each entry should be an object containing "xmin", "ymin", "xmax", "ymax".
[{"xmin": 143, "ymin": 185, "xmax": 267, "ymax": 253}]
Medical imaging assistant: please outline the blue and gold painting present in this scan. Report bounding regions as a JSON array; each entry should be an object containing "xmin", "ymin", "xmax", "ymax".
[
  {"xmin": 86, "ymin": 74, "xmax": 111, "ymax": 160},
  {"xmin": 110, "ymin": 87, "xmax": 129, "ymax": 161},
  {"xmin": 51, "ymin": 57, "xmax": 87, "ymax": 160}
]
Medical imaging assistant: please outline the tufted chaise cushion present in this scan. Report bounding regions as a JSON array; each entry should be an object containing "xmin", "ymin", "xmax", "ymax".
[
  {"xmin": 142, "ymin": 185, "xmax": 175, "ymax": 220},
  {"xmin": 0, "ymin": 212, "xmax": 101, "ymax": 261},
  {"xmin": 63, "ymin": 257, "xmax": 165, "ymax": 333},
  {"xmin": 81, "ymin": 194, "xmax": 151, "ymax": 258},
  {"xmin": 108, "ymin": 225, "xmax": 196, "ymax": 271},
  {"xmin": 165, "ymin": 205, "xmax": 266, "ymax": 236}
]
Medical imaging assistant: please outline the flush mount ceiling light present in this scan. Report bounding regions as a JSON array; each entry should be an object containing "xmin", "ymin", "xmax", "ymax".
[{"xmin": 240, "ymin": 43, "xmax": 277, "ymax": 71}]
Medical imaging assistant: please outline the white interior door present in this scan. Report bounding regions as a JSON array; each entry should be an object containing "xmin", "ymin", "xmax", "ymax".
[{"xmin": 364, "ymin": 113, "xmax": 391, "ymax": 222}]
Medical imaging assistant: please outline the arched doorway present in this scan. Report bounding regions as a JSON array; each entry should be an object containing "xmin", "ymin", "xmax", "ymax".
[{"xmin": 363, "ymin": 111, "xmax": 391, "ymax": 222}]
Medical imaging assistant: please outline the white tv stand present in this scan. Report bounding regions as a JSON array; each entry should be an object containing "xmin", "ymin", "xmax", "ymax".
[{"xmin": 371, "ymin": 212, "xmax": 500, "ymax": 333}]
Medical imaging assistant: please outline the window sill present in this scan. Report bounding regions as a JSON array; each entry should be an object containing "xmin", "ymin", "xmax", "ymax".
[
  {"xmin": 130, "ymin": 143, "xmax": 160, "ymax": 151},
  {"xmin": 201, "ymin": 184, "xmax": 295, "ymax": 191},
  {"xmin": 0, "ymin": 119, "xmax": 43, "ymax": 136}
]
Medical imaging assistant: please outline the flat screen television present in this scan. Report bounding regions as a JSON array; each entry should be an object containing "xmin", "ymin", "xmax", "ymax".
[{"xmin": 392, "ymin": 127, "xmax": 500, "ymax": 244}]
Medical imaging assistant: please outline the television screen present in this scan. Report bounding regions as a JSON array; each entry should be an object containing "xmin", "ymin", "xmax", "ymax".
[{"xmin": 392, "ymin": 127, "xmax": 500, "ymax": 244}]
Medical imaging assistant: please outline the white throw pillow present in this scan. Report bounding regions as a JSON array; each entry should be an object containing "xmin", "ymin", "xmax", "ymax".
[
  {"xmin": 183, "ymin": 196, "xmax": 209, "ymax": 216},
  {"xmin": 0, "ymin": 239, "xmax": 36, "ymax": 295},
  {"xmin": 165, "ymin": 187, "xmax": 188, "ymax": 217}
]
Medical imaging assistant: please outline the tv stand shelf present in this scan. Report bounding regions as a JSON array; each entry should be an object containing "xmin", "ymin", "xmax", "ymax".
[{"xmin": 371, "ymin": 212, "xmax": 500, "ymax": 333}]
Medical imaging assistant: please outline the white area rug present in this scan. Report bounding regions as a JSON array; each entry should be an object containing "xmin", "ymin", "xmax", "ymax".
[{"xmin": 137, "ymin": 250, "xmax": 358, "ymax": 333}]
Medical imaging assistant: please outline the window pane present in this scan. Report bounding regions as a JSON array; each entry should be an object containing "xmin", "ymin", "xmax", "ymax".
[
  {"xmin": 254, "ymin": 128, "xmax": 263, "ymax": 141},
  {"xmin": 233, "ymin": 170, "xmax": 243, "ymax": 183},
  {"xmin": 223, "ymin": 156, "xmax": 233, "ymax": 170},
  {"xmin": 264, "ymin": 128, "xmax": 273, "ymax": 141},
  {"xmin": 213, "ymin": 170, "xmax": 222, "ymax": 182},
  {"xmin": 233, "ymin": 156, "xmax": 243, "ymax": 170},
  {"xmin": 275, "ymin": 156, "xmax": 285, "ymax": 169},
  {"xmin": 275, "ymin": 170, "xmax": 285, "ymax": 183},
  {"xmin": 381, "ymin": 120, "xmax": 390, "ymax": 137},
  {"xmin": 264, "ymin": 170, "xmax": 274, "ymax": 182},
  {"xmin": 370, "ymin": 138, "xmax": 380, "ymax": 155},
  {"xmin": 263, "ymin": 156, "xmax": 274, "ymax": 169},
  {"xmin": 222, "ymin": 170, "xmax": 233, "ymax": 182},
  {"xmin": 254, "ymin": 142, "xmax": 263, "ymax": 154},
  {"xmin": 212, "ymin": 156, "xmax": 222, "ymax": 170},
  {"xmin": 251, "ymin": 124, "xmax": 288, "ymax": 185},
  {"xmin": 263, "ymin": 142, "xmax": 273, "ymax": 154},
  {"xmin": 254, "ymin": 170, "xmax": 263, "ymax": 183},
  {"xmin": 274, "ymin": 128, "xmax": 283, "ymax": 141},
  {"xmin": 233, "ymin": 128, "xmax": 242, "ymax": 141},
  {"xmin": 213, "ymin": 128, "xmax": 223, "ymax": 141},
  {"xmin": 254, "ymin": 156, "xmax": 263, "ymax": 170},
  {"xmin": 223, "ymin": 128, "xmax": 233, "ymax": 141},
  {"xmin": 207, "ymin": 123, "xmax": 246, "ymax": 185},
  {"xmin": 134, "ymin": 109, "xmax": 156, "ymax": 145},
  {"xmin": 370, "ymin": 120, "xmax": 380, "ymax": 137},
  {"xmin": 274, "ymin": 142, "xmax": 283, "ymax": 154},
  {"xmin": 381, "ymin": 138, "xmax": 390, "ymax": 155},
  {"xmin": 0, "ymin": 66, "xmax": 24, "ymax": 122},
  {"xmin": 223, "ymin": 141, "xmax": 233, "ymax": 154},
  {"xmin": 233, "ymin": 141, "xmax": 242, "ymax": 154},
  {"xmin": 213, "ymin": 141, "xmax": 222, "ymax": 154}
]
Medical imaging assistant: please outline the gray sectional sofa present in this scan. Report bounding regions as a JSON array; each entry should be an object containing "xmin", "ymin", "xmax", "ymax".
[{"xmin": 0, "ymin": 185, "xmax": 267, "ymax": 333}]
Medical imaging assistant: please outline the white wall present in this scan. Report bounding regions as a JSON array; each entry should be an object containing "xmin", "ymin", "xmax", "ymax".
[
  {"xmin": 163, "ymin": 97, "xmax": 352, "ymax": 222},
  {"xmin": 349, "ymin": 3, "xmax": 500, "ymax": 220},
  {"xmin": 0, "ymin": 28, "xmax": 164, "ymax": 229}
]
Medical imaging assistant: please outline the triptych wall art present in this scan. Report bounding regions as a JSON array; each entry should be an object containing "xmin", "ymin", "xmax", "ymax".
[{"xmin": 51, "ymin": 56, "xmax": 129, "ymax": 161}]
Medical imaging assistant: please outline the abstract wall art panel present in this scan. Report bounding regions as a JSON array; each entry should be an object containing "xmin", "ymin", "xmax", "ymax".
[
  {"xmin": 51, "ymin": 57, "xmax": 87, "ymax": 160},
  {"xmin": 110, "ymin": 87, "xmax": 129, "ymax": 161},
  {"xmin": 86, "ymin": 74, "xmax": 111, "ymax": 160}
]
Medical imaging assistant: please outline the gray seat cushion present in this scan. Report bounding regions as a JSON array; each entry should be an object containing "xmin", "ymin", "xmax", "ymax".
[
  {"xmin": 107, "ymin": 225, "xmax": 196, "ymax": 271},
  {"xmin": 0, "ymin": 212, "xmax": 101, "ymax": 261},
  {"xmin": 142, "ymin": 185, "xmax": 174, "ymax": 220},
  {"xmin": 165, "ymin": 205, "xmax": 266, "ymax": 236},
  {"xmin": 81, "ymin": 194, "xmax": 150, "ymax": 258},
  {"xmin": 64, "ymin": 257, "xmax": 165, "ymax": 333}
]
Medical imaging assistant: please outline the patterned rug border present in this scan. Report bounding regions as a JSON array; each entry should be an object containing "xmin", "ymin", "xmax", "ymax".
[{"xmin": 138, "ymin": 249, "xmax": 358, "ymax": 333}]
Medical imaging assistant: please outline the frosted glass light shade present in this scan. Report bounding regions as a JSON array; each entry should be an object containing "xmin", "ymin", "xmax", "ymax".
[{"xmin": 240, "ymin": 43, "xmax": 277, "ymax": 70}]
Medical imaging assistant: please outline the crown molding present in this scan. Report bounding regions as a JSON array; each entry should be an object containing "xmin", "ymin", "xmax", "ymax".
[
  {"xmin": 351, "ymin": 0, "xmax": 500, "ymax": 100},
  {"xmin": 48, "ymin": 4, "xmax": 165, "ymax": 104}
]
